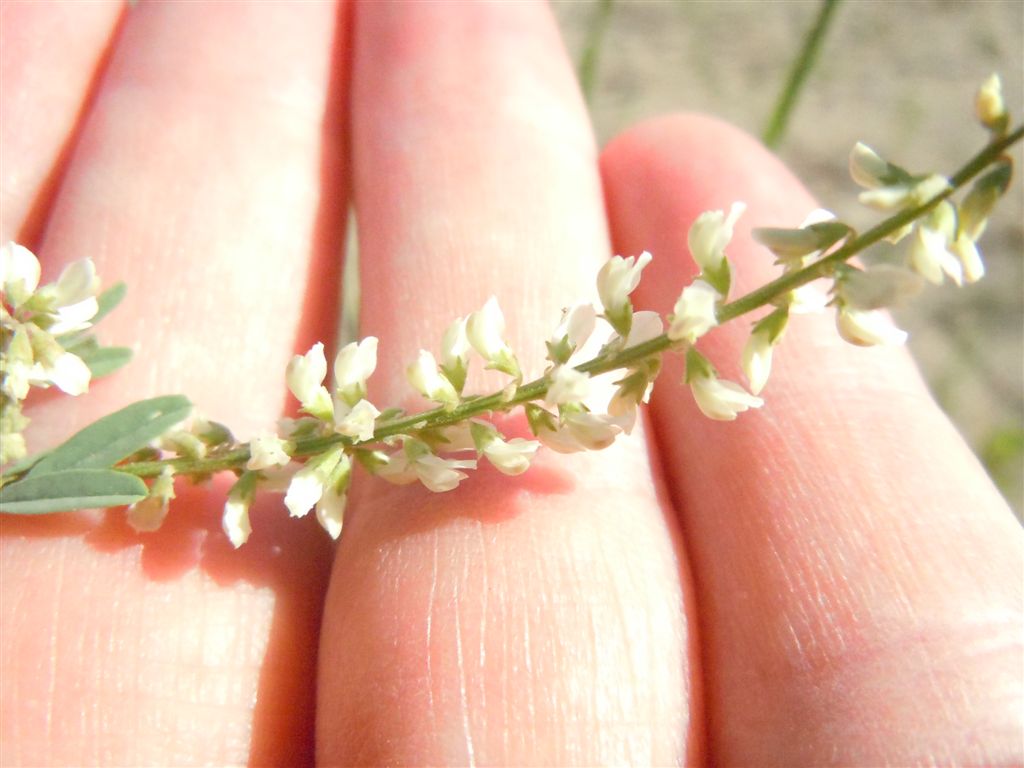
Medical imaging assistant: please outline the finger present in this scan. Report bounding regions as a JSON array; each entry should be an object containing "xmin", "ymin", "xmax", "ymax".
[
  {"xmin": 1, "ymin": 0, "xmax": 124, "ymax": 244},
  {"xmin": 602, "ymin": 114, "xmax": 1023, "ymax": 765},
  {"xmin": 316, "ymin": 4, "xmax": 699, "ymax": 765},
  {"xmin": 2, "ymin": 3, "xmax": 349, "ymax": 765}
]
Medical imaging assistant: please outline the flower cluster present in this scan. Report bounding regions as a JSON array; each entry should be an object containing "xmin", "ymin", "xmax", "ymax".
[
  {"xmin": 0, "ymin": 75, "xmax": 1016, "ymax": 551},
  {"xmin": 0, "ymin": 243, "xmax": 103, "ymax": 464}
]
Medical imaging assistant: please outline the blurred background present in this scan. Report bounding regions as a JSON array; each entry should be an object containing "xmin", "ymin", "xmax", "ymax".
[{"xmin": 553, "ymin": 0, "xmax": 1024, "ymax": 515}]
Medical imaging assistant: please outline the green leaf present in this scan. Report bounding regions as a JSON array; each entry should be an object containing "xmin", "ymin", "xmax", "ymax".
[
  {"xmin": 29, "ymin": 395, "xmax": 192, "ymax": 476},
  {"xmin": 78, "ymin": 345, "xmax": 133, "ymax": 378},
  {"xmin": 59, "ymin": 333, "xmax": 98, "ymax": 355},
  {"xmin": 0, "ymin": 448, "xmax": 55, "ymax": 480},
  {"xmin": 92, "ymin": 281, "xmax": 128, "ymax": 324},
  {"xmin": 0, "ymin": 468, "xmax": 147, "ymax": 514}
]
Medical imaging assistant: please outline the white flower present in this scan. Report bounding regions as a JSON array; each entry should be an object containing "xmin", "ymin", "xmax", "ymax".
[
  {"xmin": 909, "ymin": 224, "xmax": 962, "ymax": 286},
  {"xmin": 606, "ymin": 362, "xmax": 654, "ymax": 428},
  {"xmin": 246, "ymin": 433, "xmax": 291, "ymax": 470},
  {"xmin": 741, "ymin": 328, "xmax": 774, "ymax": 396},
  {"xmin": 126, "ymin": 468, "xmax": 175, "ymax": 533},
  {"xmin": 789, "ymin": 284, "xmax": 830, "ymax": 314},
  {"xmin": 534, "ymin": 410, "xmax": 630, "ymax": 454},
  {"xmin": 690, "ymin": 374, "xmax": 763, "ymax": 421},
  {"xmin": 950, "ymin": 234, "xmax": 985, "ymax": 283},
  {"xmin": 24, "ymin": 326, "xmax": 91, "ymax": 395},
  {"xmin": 441, "ymin": 317, "xmax": 470, "ymax": 370},
  {"xmin": 469, "ymin": 421, "xmax": 540, "ymax": 476},
  {"xmin": 597, "ymin": 252, "xmax": 652, "ymax": 333},
  {"xmin": 287, "ymin": 342, "xmax": 333, "ymax": 419},
  {"xmin": 333, "ymin": 398, "xmax": 380, "ymax": 442},
  {"xmin": 334, "ymin": 337, "xmax": 378, "ymax": 406},
  {"xmin": 848, "ymin": 142, "xmax": 891, "ymax": 189},
  {"xmin": 222, "ymin": 495, "xmax": 252, "ymax": 548},
  {"xmin": 483, "ymin": 437, "xmax": 539, "ymax": 476},
  {"xmin": 544, "ymin": 365, "xmax": 591, "ymax": 406},
  {"xmin": 440, "ymin": 316, "xmax": 471, "ymax": 392},
  {"xmin": 466, "ymin": 296, "xmax": 520, "ymax": 377},
  {"xmin": 835, "ymin": 306, "xmax": 908, "ymax": 347},
  {"xmin": 316, "ymin": 485, "xmax": 347, "ymax": 539},
  {"xmin": 976, "ymin": 74, "xmax": 1005, "ymax": 129},
  {"xmin": 44, "ymin": 259, "xmax": 99, "ymax": 334},
  {"xmin": 39, "ymin": 350, "xmax": 91, "ymax": 396},
  {"xmin": 412, "ymin": 454, "xmax": 476, "ymax": 492},
  {"xmin": 668, "ymin": 279, "xmax": 719, "ymax": 343},
  {"xmin": 687, "ymin": 203, "xmax": 745, "ymax": 273},
  {"xmin": 285, "ymin": 448, "xmax": 346, "ymax": 518},
  {"xmin": 622, "ymin": 310, "xmax": 663, "ymax": 346},
  {"xmin": 858, "ymin": 173, "xmax": 951, "ymax": 212},
  {"xmin": 378, "ymin": 441, "xmax": 477, "ymax": 492},
  {"xmin": 0, "ymin": 241, "xmax": 41, "ymax": 307},
  {"xmin": 407, "ymin": 349, "xmax": 460, "ymax": 409},
  {"xmin": 548, "ymin": 303, "xmax": 597, "ymax": 363}
]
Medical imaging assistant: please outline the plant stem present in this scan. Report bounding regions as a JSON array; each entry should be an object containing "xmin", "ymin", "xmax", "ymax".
[
  {"xmin": 763, "ymin": 0, "xmax": 841, "ymax": 150},
  {"xmin": 577, "ymin": 0, "xmax": 615, "ymax": 104},
  {"xmin": 112, "ymin": 125, "xmax": 1023, "ymax": 481}
]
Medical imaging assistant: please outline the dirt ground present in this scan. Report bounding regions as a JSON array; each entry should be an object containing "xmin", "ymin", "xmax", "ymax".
[{"xmin": 553, "ymin": 0, "xmax": 1024, "ymax": 513}]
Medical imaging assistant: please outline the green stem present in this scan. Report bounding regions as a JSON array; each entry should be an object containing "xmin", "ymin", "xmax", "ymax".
[
  {"xmin": 112, "ymin": 125, "xmax": 1023, "ymax": 481},
  {"xmin": 721, "ymin": 124, "xmax": 1022, "ymax": 322},
  {"xmin": 577, "ymin": 0, "xmax": 615, "ymax": 104},
  {"xmin": 763, "ymin": 0, "xmax": 841, "ymax": 150}
]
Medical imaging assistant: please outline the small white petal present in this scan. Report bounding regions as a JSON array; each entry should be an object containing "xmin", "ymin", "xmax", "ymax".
[
  {"xmin": 951, "ymin": 235, "xmax": 985, "ymax": 283},
  {"xmin": 836, "ymin": 307, "xmax": 908, "ymax": 347},
  {"xmin": 414, "ymin": 454, "xmax": 476, "ymax": 492},
  {"xmin": 668, "ymin": 280, "xmax": 720, "ymax": 343},
  {"xmin": 377, "ymin": 451, "xmax": 418, "ymax": 485},
  {"xmin": 246, "ymin": 433, "xmax": 291, "ymax": 470},
  {"xmin": 287, "ymin": 342, "xmax": 329, "ymax": 408},
  {"xmin": 316, "ymin": 487, "xmax": 347, "ymax": 539},
  {"xmin": 466, "ymin": 296, "xmax": 505, "ymax": 358},
  {"xmin": 789, "ymin": 284, "xmax": 830, "ymax": 314},
  {"xmin": 407, "ymin": 349, "xmax": 459, "ymax": 407},
  {"xmin": 597, "ymin": 252, "xmax": 652, "ymax": 319},
  {"xmin": 334, "ymin": 398, "xmax": 380, "ymax": 442},
  {"xmin": 222, "ymin": 498, "xmax": 252, "ymax": 548},
  {"xmin": 49, "ymin": 297, "xmax": 99, "ymax": 336},
  {"xmin": 545, "ymin": 365, "xmax": 591, "ymax": 406},
  {"xmin": 441, "ymin": 316, "xmax": 471, "ymax": 370},
  {"xmin": 857, "ymin": 186, "xmax": 911, "ymax": 211},
  {"xmin": 691, "ymin": 376, "xmax": 763, "ymax": 421},
  {"xmin": 48, "ymin": 352, "xmax": 91, "ymax": 395},
  {"xmin": 126, "ymin": 496, "xmax": 170, "ymax": 533},
  {"xmin": 53, "ymin": 259, "xmax": 99, "ymax": 308},
  {"xmin": 536, "ymin": 411, "xmax": 629, "ymax": 454},
  {"xmin": 334, "ymin": 337, "xmax": 378, "ymax": 404},
  {"xmin": 848, "ymin": 142, "xmax": 890, "ymax": 189},
  {"xmin": 741, "ymin": 330, "xmax": 774, "ymax": 396},
  {"xmin": 976, "ymin": 73, "xmax": 1005, "ymax": 127},
  {"xmin": 285, "ymin": 467, "xmax": 325, "ymax": 518},
  {"xmin": 0, "ymin": 241, "xmax": 41, "ymax": 303},
  {"xmin": 562, "ymin": 303, "xmax": 597, "ymax": 350},
  {"xmin": 910, "ymin": 226, "xmax": 962, "ymax": 286},
  {"xmin": 622, "ymin": 310, "xmax": 664, "ymax": 347},
  {"xmin": 687, "ymin": 203, "xmax": 744, "ymax": 273},
  {"xmin": 483, "ymin": 437, "xmax": 539, "ymax": 476}
]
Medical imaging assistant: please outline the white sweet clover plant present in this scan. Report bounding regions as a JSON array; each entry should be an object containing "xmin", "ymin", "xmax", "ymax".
[{"xmin": 0, "ymin": 76, "xmax": 1019, "ymax": 547}]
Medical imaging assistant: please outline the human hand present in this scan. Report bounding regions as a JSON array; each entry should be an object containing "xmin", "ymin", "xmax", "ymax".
[{"xmin": 2, "ymin": 3, "xmax": 1021, "ymax": 766}]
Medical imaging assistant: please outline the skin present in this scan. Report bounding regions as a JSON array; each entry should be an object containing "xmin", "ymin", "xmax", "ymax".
[{"xmin": 1, "ymin": 2, "xmax": 1020, "ymax": 766}]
